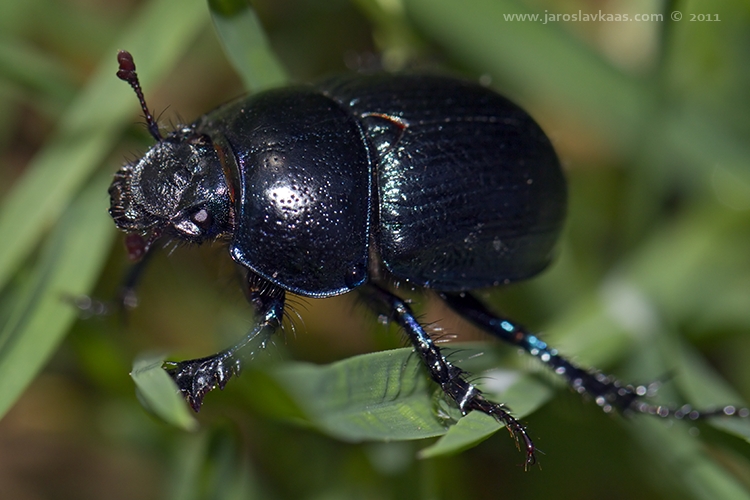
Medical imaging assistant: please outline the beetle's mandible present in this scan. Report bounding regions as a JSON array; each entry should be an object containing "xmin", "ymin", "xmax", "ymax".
[{"xmin": 110, "ymin": 50, "xmax": 748, "ymax": 468}]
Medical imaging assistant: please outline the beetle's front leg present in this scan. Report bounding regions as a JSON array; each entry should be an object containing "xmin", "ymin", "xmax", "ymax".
[
  {"xmin": 361, "ymin": 283, "xmax": 536, "ymax": 468},
  {"xmin": 115, "ymin": 236, "xmax": 158, "ymax": 311},
  {"xmin": 164, "ymin": 273, "xmax": 285, "ymax": 411},
  {"xmin": 69, "ymin": 236, "xmax": 157, "ymax": 318}
]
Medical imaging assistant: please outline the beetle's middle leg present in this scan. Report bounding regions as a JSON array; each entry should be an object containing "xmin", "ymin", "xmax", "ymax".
[
  {"xmin": 360, "ymin": 283, "xmax": 536, "ymax": 468},
  {"xmin": 164, "ymin": 272, "xmax": 284, "ymax": 411}
]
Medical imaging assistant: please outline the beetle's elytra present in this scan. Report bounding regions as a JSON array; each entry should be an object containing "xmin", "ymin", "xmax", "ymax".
[{"xmin": 110, "ymin": 51, "xmax": 747, "ymax": 468}]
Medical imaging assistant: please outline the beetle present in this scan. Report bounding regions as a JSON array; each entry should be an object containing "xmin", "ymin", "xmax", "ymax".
[{"xmin": 110, "ymin": 51, "xmax": 747, "ymax": 467}]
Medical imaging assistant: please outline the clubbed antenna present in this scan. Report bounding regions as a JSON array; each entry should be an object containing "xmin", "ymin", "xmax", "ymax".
[{"xmin": 116, "ymin": 50, "xmax": 162, "ymax": 141}]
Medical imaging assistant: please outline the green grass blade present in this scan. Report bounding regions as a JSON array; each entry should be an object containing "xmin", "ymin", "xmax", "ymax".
[
  {"xmin": 634, "ymin": 417, "xmax": 750, "ymax": 500},
  {"xmin": 168, "ymin": 429, "xmax": 262, "ymax": 500},
  {"xmin": 0, "ymin": 171, "xmax": 113, "ymax": 416},
  {"xmin": 403, "ymin": 0, "xmax": 647, "ymax": 151},
  {"xmin": 0, "ymin": 38, "xmax": 77, "ymax": 107},
  {"xmin": 208, "ymin": 0, "xmax": 288, "ymax": 91}
]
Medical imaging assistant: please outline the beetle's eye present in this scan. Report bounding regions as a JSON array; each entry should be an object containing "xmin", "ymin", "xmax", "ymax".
[{"xmin": 191, "ymin": 208, "xmax": 212, "ymax": 231}]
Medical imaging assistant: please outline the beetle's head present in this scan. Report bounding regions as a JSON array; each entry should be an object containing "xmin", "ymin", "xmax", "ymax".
[
  {"xmin": 110, "ymin": 50, "xmax": 233, "ymax": 260},
  {"xmin": 109, "ymin": 130, "xmax": 233, "ymax": 260}
]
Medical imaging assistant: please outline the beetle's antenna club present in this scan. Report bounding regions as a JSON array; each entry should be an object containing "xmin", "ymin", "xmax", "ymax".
[{"xmin": 116, "ymin": 50, "xmax": 163, "ymax": 141}]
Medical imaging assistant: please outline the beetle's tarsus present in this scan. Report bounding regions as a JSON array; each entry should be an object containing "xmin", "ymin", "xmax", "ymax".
[
  {"xmin": 163, "ymin": 353, "xmax": 240, "ymax": 411},
  {"xmin": 628, "ymin": 400, "xmax": 750, "ymax": 420},
  {"xmin": 466, "ymin": 393, "xmax": 537, "ymax": 469}
]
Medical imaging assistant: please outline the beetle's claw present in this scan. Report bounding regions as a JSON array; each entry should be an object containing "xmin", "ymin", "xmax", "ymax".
[
  {"xmin": 465, "ymin": 393, "xmax": 537, "ymax": 470},
  {"xmin": 163, "ymin": 353, "xmax": 241, "ymax": 411}
]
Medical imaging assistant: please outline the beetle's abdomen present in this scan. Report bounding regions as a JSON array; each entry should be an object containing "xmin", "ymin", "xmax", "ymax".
[
  {"xmin": 200, "ymin": 87, "xmax": 372, "ymax": 297},
  {"xmin": 320, "ymin": 75, "xmax": 566, "ymax": 290}
]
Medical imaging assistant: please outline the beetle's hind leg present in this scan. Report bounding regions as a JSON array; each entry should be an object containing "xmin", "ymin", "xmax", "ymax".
[
  {"xmin": 164, "ymin": 272, "xmax": 285, "ymax": 411},
  {"xmin": 441, "ymin": 291, "xmax": 750, "ymax": 421},
  {"xmin": 361, "ymin": 283, "xmax": 536, "ymax": 468}
]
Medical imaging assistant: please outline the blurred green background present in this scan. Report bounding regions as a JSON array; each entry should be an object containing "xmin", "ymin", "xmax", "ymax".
[{"xmin": 1, "ymin": 0, "xmax": 750, "ymax": 498}]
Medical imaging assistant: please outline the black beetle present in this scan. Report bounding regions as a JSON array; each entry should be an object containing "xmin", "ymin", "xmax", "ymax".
[{"xmin": 110, "ymin": 51, "xmax": 747, "ymax": 467}]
